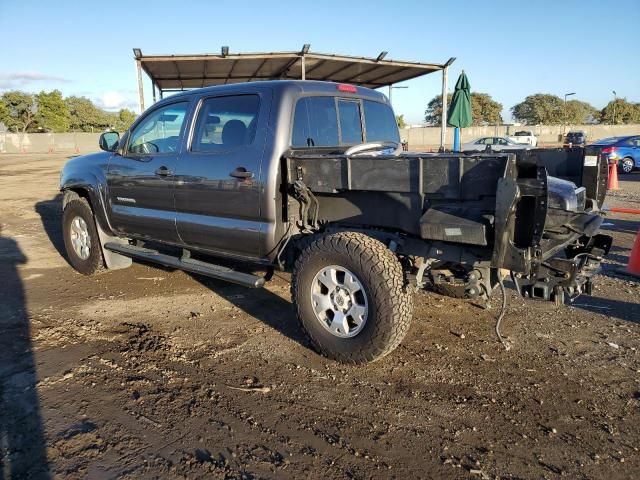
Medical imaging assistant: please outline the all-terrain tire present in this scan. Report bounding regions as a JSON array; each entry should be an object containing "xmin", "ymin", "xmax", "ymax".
[
  {"xmin": 62, "ymin": 198, "xmax": 104, "ymax": 275},
  {"xmin": 292, "ymin": 231, "xmax": 414, "ymax": 363}
]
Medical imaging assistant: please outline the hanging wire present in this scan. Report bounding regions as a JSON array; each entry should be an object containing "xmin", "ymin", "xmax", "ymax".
[{"xmin": 495, "ymin": 274, "xmax": 511, "ymax": 351}]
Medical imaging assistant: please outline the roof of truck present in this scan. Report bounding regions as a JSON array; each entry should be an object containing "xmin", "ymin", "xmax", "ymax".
[{"xmin": 157, "ymin": 80, "xmax": 388, "ymax": 104}]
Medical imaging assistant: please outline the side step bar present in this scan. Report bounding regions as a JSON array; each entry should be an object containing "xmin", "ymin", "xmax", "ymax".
[{"xmin": 103, "ymin": 243, "xmax": 265, "ymax": 288}]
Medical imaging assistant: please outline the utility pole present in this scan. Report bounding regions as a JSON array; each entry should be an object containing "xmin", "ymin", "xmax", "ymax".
[{"xmin": 612, "ymin": 90, "xmax": 617, "ymax": 125}]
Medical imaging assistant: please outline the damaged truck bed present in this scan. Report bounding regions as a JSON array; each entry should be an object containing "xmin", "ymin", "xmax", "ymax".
[{"xmin": 285, "ymin": 147, "xmax": 611, "ymax": 305}]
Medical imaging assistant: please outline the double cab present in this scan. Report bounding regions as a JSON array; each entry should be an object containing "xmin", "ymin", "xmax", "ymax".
[{"xmin": 60, "ymin": 80, "xmax": 611, "ymax": 363}]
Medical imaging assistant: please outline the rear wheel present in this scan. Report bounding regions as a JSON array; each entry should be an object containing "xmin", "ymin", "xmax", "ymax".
[
  {"xmin": 292, "ymin": 232, "xmax": 413, "ymax": 363},
  {"xmin": 619, "ymin": 157, "xmax": 634, "ymax": 174},
  {"xmin": 62, "ymin": 198, "xmax": 104, "ymax": 275}
]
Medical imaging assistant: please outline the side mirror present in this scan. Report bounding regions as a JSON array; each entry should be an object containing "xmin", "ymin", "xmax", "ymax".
[{"xmin": 99, "ymin": 131, "xmax": 120, "ymax": 152}]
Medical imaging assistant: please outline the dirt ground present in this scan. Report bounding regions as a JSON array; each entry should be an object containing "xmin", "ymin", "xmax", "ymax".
[{"xmin": 1, "ymin": 153, "xmax": 639, "ymax": 480}]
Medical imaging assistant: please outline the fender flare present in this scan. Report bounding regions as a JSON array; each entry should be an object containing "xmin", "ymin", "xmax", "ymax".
[{"xmin": 60, "ymin": 170, "xmax": 114, "ymax": 236}]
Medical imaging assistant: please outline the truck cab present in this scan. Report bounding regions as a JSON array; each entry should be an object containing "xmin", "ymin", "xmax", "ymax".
[{"xmin": 63, "ymin": 81, "xmax": 397, "ymax": 263}]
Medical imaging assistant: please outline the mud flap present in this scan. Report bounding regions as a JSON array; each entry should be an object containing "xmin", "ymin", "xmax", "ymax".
[{"xmin": 94, "ymin": 217, "xmax": 132, "ymax": 270}]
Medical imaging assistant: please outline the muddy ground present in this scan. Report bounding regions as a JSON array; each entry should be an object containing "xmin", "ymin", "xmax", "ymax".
[{"xmin": 1, "ymin": 153, "xmax": 639, "ymax": 480}]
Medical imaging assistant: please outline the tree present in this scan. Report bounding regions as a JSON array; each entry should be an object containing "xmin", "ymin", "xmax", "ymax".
[
  {"xmin": 113, "ymin": 109, "xmax": 137, "ymax": 131},
  {"xmin": 395, "ymin": 114, "xmax": 406, "ymax": 129},
  {"xmin": 35, "ymin": 90, "xmax": 70, "ymax": 132},
  {"xmin": 65, "ymin": 96, "xmax": 111, "ymax": 132},
  {"xmin": 425, "ymin": 92, "xmax": 503, "ymax": 125},
  {"xmin": 424, "ymin": 94, "xmax": 447, "ymax": 125},
  {"xmin": 565, "ymin": 99, "xmax": 599, "ymax": 124},
  {"xmin": 600, "ymin": 98, "xmax": 640, "ymax": 125},
  {"xmin": 0, "ymin": 99, "xmax": 9, "ymax": 128},
  {"xmin": 511, "ymin": 94, "xmax": 565, "ymax": 125},
  {"xmin": 1, "ymin": 91, "xmax": 37, "ymax": 133},
  {"xmin": 470, "ymin": 93, "xmax": 503, "ymax": 125}
]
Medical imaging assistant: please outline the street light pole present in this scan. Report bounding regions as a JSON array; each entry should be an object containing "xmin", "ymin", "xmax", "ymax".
[
  {"xmin": 563, "ymin": 92, "xmax": 575, "ymax": 135},
  {"xmin": 612, "ymin": 90, "xmax": 617, "ymax": 125}
]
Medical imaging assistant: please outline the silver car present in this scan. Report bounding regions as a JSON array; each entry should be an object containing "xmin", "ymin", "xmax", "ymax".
[{"xmin": 462, "ymin": 136, "xmax": 531, "ymax": 152}]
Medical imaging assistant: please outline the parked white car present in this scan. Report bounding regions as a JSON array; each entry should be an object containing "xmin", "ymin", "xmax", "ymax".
[
  {"xmin": 507, "ymin": 130, "xmax": 538, "ymax": 146},
  {"xmin": 462, "ymin": 136, "xmax": 531, "ymax": 152}
]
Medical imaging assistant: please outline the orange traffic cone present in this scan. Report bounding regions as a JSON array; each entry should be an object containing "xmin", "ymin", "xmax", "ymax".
[
  {"xmin": 621, "ymin": 229, "xmax": 640, "ymax": 279},
  {"xmin": 608, "ymin": 163, "xmax": 619, "ymax": 190}
]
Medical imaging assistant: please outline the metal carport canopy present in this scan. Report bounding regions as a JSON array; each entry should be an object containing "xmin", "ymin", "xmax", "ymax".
[{"xmin": 132, "ymin": 47, "xmax": 455, "ymax": 147}]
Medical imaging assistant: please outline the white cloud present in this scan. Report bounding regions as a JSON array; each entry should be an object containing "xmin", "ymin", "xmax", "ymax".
[
  {"xmin": 0, "ymin": 71, "xmax": 70, "ymax": 89},
  {"xmin": 94, "ymin": 90, "xmax": 139, "ymax": 112}
]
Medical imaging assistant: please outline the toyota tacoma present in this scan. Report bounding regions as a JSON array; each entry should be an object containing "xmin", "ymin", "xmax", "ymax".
[{"xmin": 60, "ymin": 80, "xmax": 611, "ymax": 363}]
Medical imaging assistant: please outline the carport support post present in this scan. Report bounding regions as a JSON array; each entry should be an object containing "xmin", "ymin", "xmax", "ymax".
[
  {"xmin": 136, "ymin": 59, "xmax": 145, "ymax": 112},
  {"xmin": 301, "ymin": 54, "xmax": 306, "ymax": 80},
  {"xmin": 440, "ymin": 65, "xmax": 448, "ymax": 150}
]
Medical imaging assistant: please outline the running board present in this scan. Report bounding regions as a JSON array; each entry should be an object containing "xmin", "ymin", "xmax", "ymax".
[{"xmin": 103, "ymin": 243, "xmax": 265, "ymax": 288}]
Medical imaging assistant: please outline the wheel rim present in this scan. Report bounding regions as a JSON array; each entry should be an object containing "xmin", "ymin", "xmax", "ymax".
[
  {"xmin": 622, "ymin": 160, "xmax": 633, "ymax": 173},
  {"xmin": 69, "ymin": 216, "xmax": 91, "ymax": 260},
  {"xmin": 310, "ymin": 265, "xmax": 368, "ymax": 338}
]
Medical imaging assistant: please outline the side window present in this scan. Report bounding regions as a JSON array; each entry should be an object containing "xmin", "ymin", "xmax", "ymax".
[
  {"xmin": 128, "ymin": 102, "xmax": 188, "ymax": 155},
  {"xmin": 476, "ymin": 138, "xmax": 486, "ymax": 145},
  {"xmin": 497, "ymin": 138, "xmax": 508, "ymax": 145},
  {"xmin": 192, "ymin": 95, "xmax": 260, "ymax": 151},
  {"xmin": 292, "ymin": 97, "xmax": 339, "ymax": 147},
  {"xmin": 338, "ymin": 100, "xmax": 363, "ymax": 144}
]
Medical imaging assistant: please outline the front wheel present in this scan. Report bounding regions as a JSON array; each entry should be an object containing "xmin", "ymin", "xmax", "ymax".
[
  {"xmin": 62, "ymin": 198, "xmax": 104, "ymax": 275},
  {"xmin": 292, "ymin": 232, "xmax": 414, "ymax": 363},
  {"xmin": 619, "ymin": 158, "xmax": 634, "ymax": 174}
]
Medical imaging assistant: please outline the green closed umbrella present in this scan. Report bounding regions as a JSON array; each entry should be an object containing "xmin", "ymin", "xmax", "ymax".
[{"xmin": 447, "ymin": 71, "xmax": 472, "ymax": 151}]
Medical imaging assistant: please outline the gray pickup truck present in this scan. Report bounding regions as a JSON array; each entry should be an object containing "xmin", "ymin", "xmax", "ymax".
[{"xmin": 60, "ymin": 80, "xmax": 611, "ymax": 363}]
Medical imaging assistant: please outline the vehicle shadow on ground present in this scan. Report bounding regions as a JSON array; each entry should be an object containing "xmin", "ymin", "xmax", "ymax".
[
  {"xmin": 618, "ymin": 171, "xmax": 640, "ymax": 183},
  {"xmin": 571, "ymin": 295, "xmax": 640, "ymax": 324},
  {"xmin": 0, "ymin": 227, "xmax": 51, "ymax": 478},
  {"xmin": 34, "ymin": 194, "xmax": 67, "ymax": 263},
  {"xmin": 32, "ymin": 193, "xmax": 309, "ymax": 352},
  {"xmin": 601, "ymin": 218, "xmax": 639, "ymax": 236},
  {"xmin": 188, "ymin": 272, "xmax": 310, "ymax": 349}
]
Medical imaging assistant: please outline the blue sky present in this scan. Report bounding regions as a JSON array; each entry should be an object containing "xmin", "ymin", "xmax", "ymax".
[{"xmin": 1, "ymin": 0, "xmax": 638, "ymax": 123}]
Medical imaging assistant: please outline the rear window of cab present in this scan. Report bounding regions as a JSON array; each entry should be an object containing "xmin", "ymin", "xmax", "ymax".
[{"xmin": 291, "ymin": 96, "xmax": 399, "ymax": 148}]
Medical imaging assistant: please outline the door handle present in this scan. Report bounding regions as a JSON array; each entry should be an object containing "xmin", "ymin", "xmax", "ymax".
[
  {"xmin": 155, "ymin": 166, "xmax": 173, "ymax": 177},
  {"xmin": 229, "ymin": 167, "xmax": 253, "ymax": 179}
]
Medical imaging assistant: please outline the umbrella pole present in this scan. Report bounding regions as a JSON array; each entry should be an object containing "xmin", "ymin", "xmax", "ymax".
[{"xmin": 454, "ymin": 127, "xmax": 460, "ymax": 152}]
